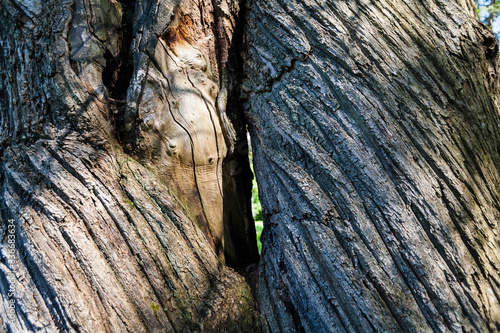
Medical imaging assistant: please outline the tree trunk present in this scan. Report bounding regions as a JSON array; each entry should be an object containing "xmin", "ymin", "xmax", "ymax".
[
  {"xmin": 244, "ymin": 0, "xmax": 500, "ymax": 332},
  {"xmin": 0, "ymin": 0, "xmax": 258, "ymax": 331},
  {"xmin": 2, "ymin": 0, "xmax": 500, "ymax": 332}
]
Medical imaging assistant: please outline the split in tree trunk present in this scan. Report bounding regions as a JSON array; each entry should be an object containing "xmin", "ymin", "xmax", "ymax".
[
  {"xmin": 1, "ymin": 0, "xmax": 500, "ymax": 332},
  {"xmin": 0, "ymin": 0, "xmax": 258, "ymax": 331}
]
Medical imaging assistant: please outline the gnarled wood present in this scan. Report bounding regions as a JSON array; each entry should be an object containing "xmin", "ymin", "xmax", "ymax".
[
  {"xmin": 124, "ymin": 0, "xmax": 259, "ymax": 264},
  {"xmin": 140, "ymin": 33, "xmax": 228, "ymax": 256},
  {"xmin": 0, "ymin": 0, "xmax": 258, "ymax": 331},
  {"xmin": 2, "ymin": 0, "xmax": 500, "ymax": 331}
]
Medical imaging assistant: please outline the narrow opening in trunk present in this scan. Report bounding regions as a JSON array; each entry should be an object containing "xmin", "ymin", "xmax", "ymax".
[{"xmin": 248, "ymin": 133, "xmax": 263, "ymax": 254}]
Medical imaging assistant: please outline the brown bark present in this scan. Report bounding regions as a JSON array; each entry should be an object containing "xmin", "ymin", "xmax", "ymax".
[
  {"xmin": 0, "ymin": 0, "xmax": 258, "ymax": 331},
  {"xmin": 2, "ymin": 0, "xmax": 500, "ymax": 331}
]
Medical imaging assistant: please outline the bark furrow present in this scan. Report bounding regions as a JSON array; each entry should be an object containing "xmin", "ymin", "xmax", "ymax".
[{"xmin": 244, "ymin": 0, "xmax": 500, "ymax": 331}]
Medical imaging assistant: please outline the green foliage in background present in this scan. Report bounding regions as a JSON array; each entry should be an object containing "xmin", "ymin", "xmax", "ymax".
[
  {"xmin": 476, "ymin": 1, "xmax": 500, "ymax": 31},
  {"xmin": 487, "ymin": 2, "xmax": 500, "ymax": 14},
  {"xmin": 250, "ymin": 156, "xmax": 263, "ymax": 254},
  {"xmin": 476, "ymin": 1, "xmax": 500, "ymax": 58}
]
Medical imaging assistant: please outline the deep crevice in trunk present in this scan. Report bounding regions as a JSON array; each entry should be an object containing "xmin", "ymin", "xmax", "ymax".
[
  {"xmin": 219, "ymin": 0, "xmax": 261, "ymax": 269},
  {"xmin": 102, "ymin": 0, "xmax": 135, "ymax": 143}
]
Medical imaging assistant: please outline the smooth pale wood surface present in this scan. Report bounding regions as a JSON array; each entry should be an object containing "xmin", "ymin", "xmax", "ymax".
[{"xmin": 143, "ymin": 36, "xmax": 227, "ymax": 255}]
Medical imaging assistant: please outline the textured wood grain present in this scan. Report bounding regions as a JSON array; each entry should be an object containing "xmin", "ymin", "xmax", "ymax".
[
  {"xmin": 2, "ymin": 0, "xmax": 500, "ymax": 331},
  {"xmin": 143, "ymin": 34, "xmax": 228, "ymax": 256},
  {"xmin": 243, "ymin": 0, "xmax": 500, "ymax": 331},
  {"xmin": 124, "ymin": 0, "xmax": 259, "ymax": 264},
  {"xmin": 0, "ymin": 0, "xmax": 258, "ymax": 331}
]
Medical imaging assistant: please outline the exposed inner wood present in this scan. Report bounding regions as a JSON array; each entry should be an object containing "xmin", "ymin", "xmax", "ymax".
[
  {"xmin": 127, "ymin": 0, "xmax": 259, "ymax": 263},
  {"xmin": 144, "ymin": 33, "xmax": 228, "ymax": 256},
  {"xmin": 0, "ymin": 0, "xmax": 258, "ymax": 331}
]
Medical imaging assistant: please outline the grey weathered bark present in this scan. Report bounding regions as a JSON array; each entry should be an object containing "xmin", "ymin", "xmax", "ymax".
[
  {"xmin": 1, "ymin": 0, "xmax": 500, "ymax": 332},
  {"xmin": 244, "ymin": 0, "xmax": 500, "ymax": 332},
  {"xmin": 0, "ymin": 0, "xmax": 258, "ymax": 331}
]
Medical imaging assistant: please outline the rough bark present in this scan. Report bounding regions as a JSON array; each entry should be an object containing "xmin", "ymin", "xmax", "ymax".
[
  {"xmin": 0, "ymin": 0, "xmax": 258, "ymax": 331},
  {"xmin": 2, "ymin": 0, "xmax": 500, "ymax": 331},
  {"xmin": 244, "ymin": 0, "xmax": 500, "ymax": 332}
]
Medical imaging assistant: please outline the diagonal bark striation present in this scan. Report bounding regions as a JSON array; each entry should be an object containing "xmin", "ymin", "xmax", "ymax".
[
  {"xmin": 244, "ymin": 0, "xmax": 500, "ymax": 332},
  {"xmin": 0, "ymin": 0, "xmax": 258, "ymax": 331}
]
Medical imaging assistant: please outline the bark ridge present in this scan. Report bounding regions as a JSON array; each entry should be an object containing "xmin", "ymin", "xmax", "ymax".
[{"xmin": 244, "ymin": 0, "xmax": 500, "ymax": 331}]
